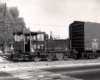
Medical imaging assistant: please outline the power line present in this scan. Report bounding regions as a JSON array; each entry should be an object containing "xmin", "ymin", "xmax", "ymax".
[
  {"xmin": 0, "ymin": 22, "xmax": 67, "ymax": 27},
  {"xmin": 25, "ymin": 23, "xmax": 67, "ymax": 27}
]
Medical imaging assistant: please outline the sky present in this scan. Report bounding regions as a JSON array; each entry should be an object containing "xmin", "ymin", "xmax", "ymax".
[{"xmin": 0, "ymin": 0, "xmax": 100, "ymax": 39}]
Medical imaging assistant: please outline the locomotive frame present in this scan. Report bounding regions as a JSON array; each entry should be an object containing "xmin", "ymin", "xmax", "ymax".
[{"xmin": 11, "ymin": 31, "xmax": 69, "ymax": 61}]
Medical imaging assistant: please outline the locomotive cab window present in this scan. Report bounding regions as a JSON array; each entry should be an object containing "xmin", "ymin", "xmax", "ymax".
[
  {"xmin": 14, "ymin": 34, "xmax": 24, "ymax": 41},
  {"xmin": 31, "ymin": 35, "xmax": 37, "ymax": 41},
  {"xmin": 37, "ymin": 34, "xmax": 44, "ymax": 41},
  {"xmin": 31, "ymin": 33, "xmax": 44, "ymax": 41},
  {"xmin": 25, "ymin": 35, "xmax": 30, "ymax": 44}
]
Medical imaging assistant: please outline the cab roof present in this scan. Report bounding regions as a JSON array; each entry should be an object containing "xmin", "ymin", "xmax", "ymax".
[{"xmin": 13, "ymin": 31, "xmax": 45, "ymax": 35}]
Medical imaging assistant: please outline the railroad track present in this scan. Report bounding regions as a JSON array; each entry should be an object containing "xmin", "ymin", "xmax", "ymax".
[
  {"xmin": 0, "ymin": 56, "xmax": 100, "ymax": 69},
  {"xmin": 0, "ymin": 55, "xmax": 100, "ymax": 63},
  {"xmin": 0, "ymin": 55, "xmax": 100, "ymax": 65}
]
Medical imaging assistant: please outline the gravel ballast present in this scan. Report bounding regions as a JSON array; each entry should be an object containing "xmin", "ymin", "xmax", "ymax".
[{"xmin": 0, "ymin": 59, "xmax": 100, "ymax": 69}]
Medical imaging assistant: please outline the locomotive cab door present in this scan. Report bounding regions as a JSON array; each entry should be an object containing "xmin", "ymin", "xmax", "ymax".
[{"xmin": 24, "ymin": 34, "xmax": 30, "ymax": 52}]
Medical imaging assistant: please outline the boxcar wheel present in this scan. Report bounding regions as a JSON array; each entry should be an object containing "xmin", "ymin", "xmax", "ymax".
[
  {"xmin": 91, "ymin": 53, "xmax": 96, "ymax": 59},
  {"xmin": 88, "ymin": 53, "xmax": 92, "ymax": 59},
  {"xmin": 82, "ymin": 52, "xmax": 88, "ymax": 59},
  {"xmin": 94, "ymin": 53, "xmax": 98, "ymax": 58},
  {"xmin": 47, "ymin": 53, "xmax": 53, "ymax": 61},
  {"xmin": 56, "ymin": 53, "xmax": 63, "ymax": 60}
]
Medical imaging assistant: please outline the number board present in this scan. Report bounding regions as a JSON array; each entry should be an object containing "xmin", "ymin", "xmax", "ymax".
[
  {"xmin": 31, "ymin": 41, "xmax": 45, "ymax": 52},
  {"xmin": 33, "ymin": 44, "xmax": 44, "ymax": 49}
]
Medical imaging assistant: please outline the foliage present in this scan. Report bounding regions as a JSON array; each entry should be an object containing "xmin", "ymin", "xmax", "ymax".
[{"xmin": 0, "ymin": 3, "xmax": 26, "ymax": 47}]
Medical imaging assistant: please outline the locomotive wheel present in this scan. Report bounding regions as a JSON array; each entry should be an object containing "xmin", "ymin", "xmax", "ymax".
[
  {"xmin": 56, "ymin": 53, "xmax": 63, "ymax": 60},
  {"xmin": 47, "ymin": 53, "xmax": 53, "ymax": 61},
  {"xmin": 34, "ymin": 56, "xmax": 41, "ymax": 62}
]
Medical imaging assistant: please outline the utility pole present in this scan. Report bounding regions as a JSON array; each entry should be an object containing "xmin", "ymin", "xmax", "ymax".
[{"xmin": 3, "ymin": 3, "xmax": 6, "ymax": 54}]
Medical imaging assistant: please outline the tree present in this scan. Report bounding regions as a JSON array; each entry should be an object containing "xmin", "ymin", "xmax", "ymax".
[
  {"xmin": 0, "ymin": 3, "xmax": 26, "ymax": 52},
  {"xmin": 9, "ymin": 7, "xmax": 19, "ymax": 18},
  {"xmin": 9, "ymin": 7, "xmax": 26, "ymax": 32}
]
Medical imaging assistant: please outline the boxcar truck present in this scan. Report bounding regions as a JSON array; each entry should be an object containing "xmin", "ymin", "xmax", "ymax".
[
  {"xmin": 11, "ymin": 31, "xmax": 69, "ymax": 61},
  {"xmin": 69, "ymin": 21, "xmax": 100, "ymax": 59}
]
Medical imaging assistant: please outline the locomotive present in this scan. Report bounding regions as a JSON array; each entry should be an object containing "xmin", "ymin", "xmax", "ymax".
[
  {"xmin": 10, "ymin": 21, "xmax": 100, "ymax": 61},
  {"xmin": 11, "ymin": 30, "xmax": 69, "ymax": 61}
]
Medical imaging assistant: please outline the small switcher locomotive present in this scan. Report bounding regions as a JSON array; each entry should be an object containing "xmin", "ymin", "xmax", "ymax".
[{"xmin": 11, "ymin": 30, "xmax": 69, "ymax": 61}]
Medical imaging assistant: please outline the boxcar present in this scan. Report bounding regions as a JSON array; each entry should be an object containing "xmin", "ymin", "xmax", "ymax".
[
  {"xmin": 11, "ymin": 31, "xmax": 70, "ymax": 61},
  {"xmin": 69, "ymin": 21, "xmax": 100, "ymax": 59}
]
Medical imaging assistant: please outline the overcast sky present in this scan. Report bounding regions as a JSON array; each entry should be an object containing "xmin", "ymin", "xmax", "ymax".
[{"xmin": 0, "ymin": 0, "xmax": 100, "ymax": 39}]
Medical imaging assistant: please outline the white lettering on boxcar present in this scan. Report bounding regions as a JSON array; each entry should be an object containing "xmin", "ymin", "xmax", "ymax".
[{"xmin": 92, "ymin": 39, "xmax": 98, "ymax": 50}]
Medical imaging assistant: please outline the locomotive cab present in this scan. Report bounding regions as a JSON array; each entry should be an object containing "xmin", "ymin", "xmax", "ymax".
[
  {"xmin": 13, "ymin": 32, "xmax": 24, "ymax": 51},
  {"xmin": 30, "ymin": 32, "xmax": 45, "ymax": 52},
  {"xmin": 26, "ymin": 32, "xmax": 46, "ymax": 61},
  {"xmin": 12, "ymin": 31, "xmax": 46, "ymax": 61}
]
